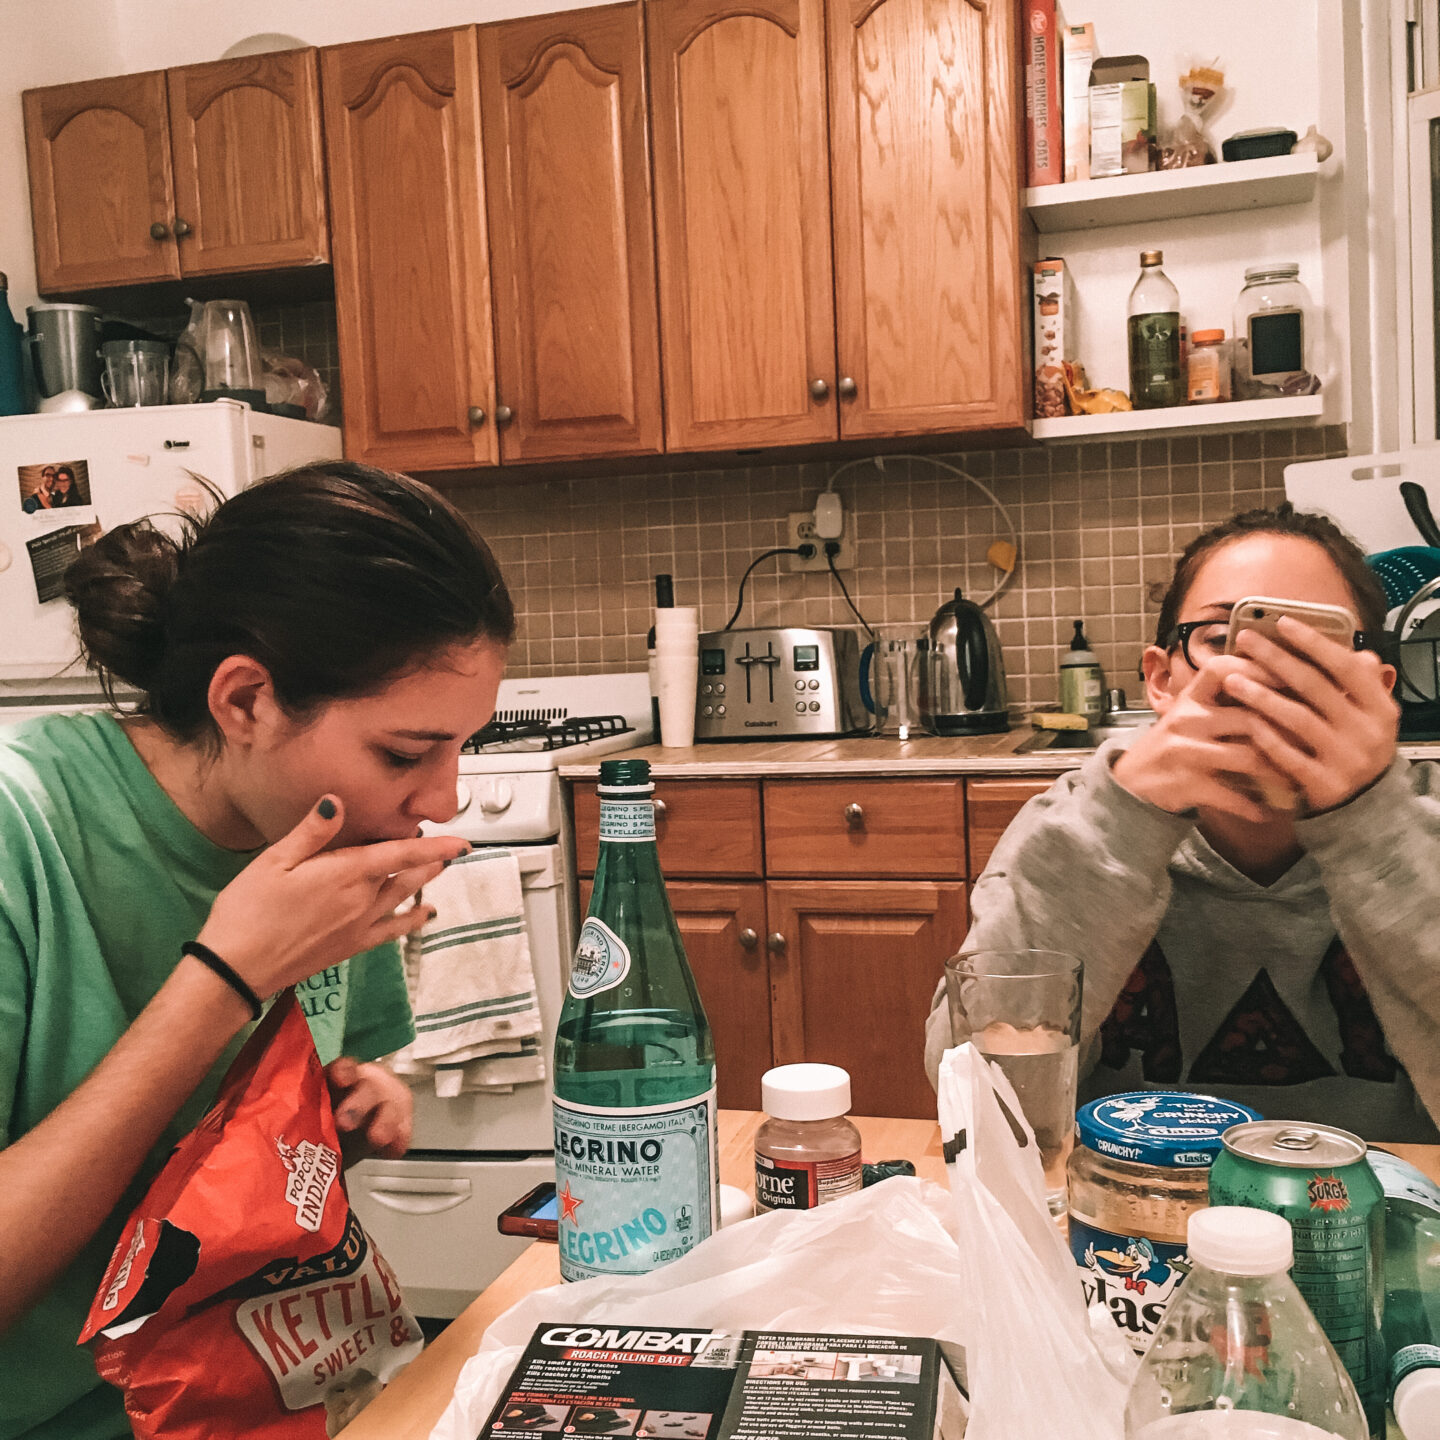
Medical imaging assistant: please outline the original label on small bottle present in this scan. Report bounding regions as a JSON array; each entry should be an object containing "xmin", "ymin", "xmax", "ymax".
[
  {"xmin": 1069, "ymin": 1215, "xmax": 1189, "ymax": 1354},
  {"xmin": 553, "ymin": 1089, "xmax": 718, "ymax": 1282},
  {"xmin": 598, "ymin": 796, "xmax": 655, "ymax": 843},
  {"xmin": 754, "ymin": 1150, "xmax": 863, "ymax": 1210},
  {"xmin": 569, "ymin": 917, "xmax": 631, "ymax": 998}
]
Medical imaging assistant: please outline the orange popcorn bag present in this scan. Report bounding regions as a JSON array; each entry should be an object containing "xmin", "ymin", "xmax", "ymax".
[{"xmin": 79, "ymin": 993, "xmax": 423, "ymax": 1438}]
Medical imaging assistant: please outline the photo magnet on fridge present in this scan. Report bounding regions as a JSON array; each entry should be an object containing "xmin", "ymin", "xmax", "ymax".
[{"xmin": 18, "ymin": 458, "xmax": 92, "ymax": 514}]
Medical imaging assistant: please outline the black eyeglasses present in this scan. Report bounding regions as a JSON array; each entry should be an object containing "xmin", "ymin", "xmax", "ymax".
[{"xmin": 1163, "ymin": 620, "xmax": 1372, "ymax": 669}]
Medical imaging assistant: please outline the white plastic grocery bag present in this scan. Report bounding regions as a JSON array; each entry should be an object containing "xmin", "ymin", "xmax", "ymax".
[
  {"xmin": 938, "ymin": 1042, "xmax": 1132, "ymax": 1440},
  {"xmin": 429, "ymin": 1176, "xmax": 971, "ymax": 1440}
]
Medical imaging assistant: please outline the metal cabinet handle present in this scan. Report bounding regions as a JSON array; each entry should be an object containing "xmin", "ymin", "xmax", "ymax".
[
  {"xmin": 809, "ymin": 378, "xmax": 830, "ymax": 400},
  {"xmin": 767, "ymin": 932, "xmax": 787, "ymax": 954},
  {"xmin": 739, "ymin": 927, "xmax": 758, "ymax": 950},
  {"xmin": 172, "ymin": 217, "xmax": 192, "ymax": 238},
  {"xmin": 837, "ymin": 376, "xmax": 858, "ymax": 398},
  {"xmin": 653, "ymin": 797, "xmax": 668, "ymax": 819},
  {"xmin": 845, "ymin": 802, "xmax": 865, "ymax": 828},
  {"xmin": 495, "ymin": 404, "xmax": 514, "ymax": 424},
  {"xmin": 149, "ymin": 221, "xmax": 170, "ymax": 240},
  {"xmin": 467, "ymin": 405, "xmax": 486, "ymax": 426}
]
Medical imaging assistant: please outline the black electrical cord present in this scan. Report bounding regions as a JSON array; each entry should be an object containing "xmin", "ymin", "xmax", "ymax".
[
  {"xmin": 825, "ymin": 543, "xmax": 876, "ymax": 639},
  {"xmin": 723, "ymin": 545, "xmax": 814, "ymax": 631}
]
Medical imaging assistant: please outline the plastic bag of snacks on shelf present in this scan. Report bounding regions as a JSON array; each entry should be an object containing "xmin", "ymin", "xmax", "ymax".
[{"xmin": 78, "ymin": 994, "xmax": 422, "ymax": 1439}]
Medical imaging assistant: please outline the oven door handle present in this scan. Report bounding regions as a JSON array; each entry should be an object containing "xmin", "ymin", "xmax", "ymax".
[{"xmin": 359, "ymin": 1177, "xmax": 473, "ymax": 1215}]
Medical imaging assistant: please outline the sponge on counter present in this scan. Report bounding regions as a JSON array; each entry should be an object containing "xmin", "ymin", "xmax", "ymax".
[{"xmin": 1030, "ymin": 711, "xmax": 1090, "ymax": 731}]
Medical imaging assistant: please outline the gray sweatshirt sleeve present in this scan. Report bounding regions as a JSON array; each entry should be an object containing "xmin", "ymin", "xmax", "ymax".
[
  {"xmin": 1296, "ymin": 755, "xmax": 1440, "ymax": 1123},
  {"xmin": 923, "ymin": 745, "xmax": 1196, "ymax": 1089}
]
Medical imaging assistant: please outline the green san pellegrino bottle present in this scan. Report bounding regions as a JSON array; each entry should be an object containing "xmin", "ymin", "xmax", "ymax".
[{"xmin": 553, "ymin": 758, "xmax": 718, "ymax": 1282}]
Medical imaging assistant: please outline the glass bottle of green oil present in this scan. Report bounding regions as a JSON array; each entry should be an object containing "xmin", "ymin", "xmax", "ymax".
[
  {"xmin": 1128, "ymin": 250, "xmax": 1183, "ymax": 409},
  {"xmin": 553, "ymin": 757, "xmax": 718, "ymax": 1282}
]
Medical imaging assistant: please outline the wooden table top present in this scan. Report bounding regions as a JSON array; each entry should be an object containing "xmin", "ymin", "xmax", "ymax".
[{"xmin": 337, "ymin": 1112, "xmax": 1439, "ymax": 1440}]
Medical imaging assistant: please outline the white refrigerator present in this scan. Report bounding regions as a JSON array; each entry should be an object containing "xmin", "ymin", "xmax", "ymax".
[{"xmin": 0, "ymin": 401, "xmax": 341, "ymax": 716}]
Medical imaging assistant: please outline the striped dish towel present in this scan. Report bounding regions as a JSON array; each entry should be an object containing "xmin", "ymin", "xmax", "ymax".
[{"xmin": 389, "ymin": 848, "xmax": 546, "ymax": 1096}]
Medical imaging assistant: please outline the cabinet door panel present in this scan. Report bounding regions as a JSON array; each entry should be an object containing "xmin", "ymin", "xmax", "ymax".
[
  {"xmin": 768, "ymin": 880, "xmax": 965, "ymax": 1119},
  {"xmin": 322, "ymin": 30, "xmax": 497, "ymax": 470},
  {"xmin": 828, "ymin": 0, "xmax": 1023, "ymax": 436},
  {"xmin": 24, "ymin": 73, "xmax": 179, "ymax": 292},
  {"xmin": 481, "ymin": 4, "xmax": 662, "ymax": 462},
  {"xmin": 964, "ymin": 777, "xmax": 1053, "ymax": 877},
  {"xmin": 764, "ymin": 778, "xmax": 965, "ymax": 879},
  {"xmin": 649, "ymin": 0, "xmax": 837, "ymax": 450},
  {"xmin": 573, "ymin": 780, "xmax": 763, "ymax": 878},
  {"xmin": 168, "ymin": 51, "xmax": 328, "ymax": 275}
]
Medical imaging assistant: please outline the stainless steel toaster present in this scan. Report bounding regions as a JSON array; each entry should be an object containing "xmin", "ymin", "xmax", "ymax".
[{"xmin": 693, "ymin": 626, "xmax": 868, "ymax": 740}]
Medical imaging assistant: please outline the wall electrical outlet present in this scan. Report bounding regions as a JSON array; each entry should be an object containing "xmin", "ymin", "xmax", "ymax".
[{"xmin": 787, "ymin": 512, "xmax": 854, "ymax": 571}]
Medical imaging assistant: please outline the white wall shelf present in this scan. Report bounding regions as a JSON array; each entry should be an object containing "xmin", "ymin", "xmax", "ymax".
[
  {"xmin": 1025, "ymin": 154, "xmax": 1319, "ymax": 234},
  {"xmin": 1032, "ymin": 394, "xmax": 1324, "ymax": 442}
]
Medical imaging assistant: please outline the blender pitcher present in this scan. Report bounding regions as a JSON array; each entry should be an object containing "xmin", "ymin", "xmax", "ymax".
[{"xmin": 199, "ymin": 300, "xmax": 264, "ymax": 408}]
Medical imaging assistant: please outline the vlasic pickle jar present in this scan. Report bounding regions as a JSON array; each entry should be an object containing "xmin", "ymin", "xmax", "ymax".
[{"xmin": 1067, "ymin": 1092, "xmax": 1262, "ymax": 1353}]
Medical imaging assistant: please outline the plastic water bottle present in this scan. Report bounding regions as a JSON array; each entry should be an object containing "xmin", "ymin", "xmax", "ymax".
[
  {"xmin": 1125, "ymin": 1207, "xmax": 1368, "ymax": 1439},
  {"xmin": 552, "ymin": 757, "xmax": 717, "ymax": 1282},
  {"xmin": 0, "ymin": 274, "xmax": 27, "ymax": 416},
  {"xmin": 1368, "ymin": 1149, "xmax": 1440, "ymax": 1437}
]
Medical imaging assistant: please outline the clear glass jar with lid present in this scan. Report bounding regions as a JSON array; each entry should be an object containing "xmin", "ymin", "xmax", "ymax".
[
  {"xmin": 1232, "ymin": 262, "xmax": 1321, "ymax": 399},
  {"xmin": 1067, "ymin": 1091, "xmax": 1261, "ymax": 1355},
  {"xmin": 754, "ymin": 1063, "xmax": 862, "ymax": 1211}
]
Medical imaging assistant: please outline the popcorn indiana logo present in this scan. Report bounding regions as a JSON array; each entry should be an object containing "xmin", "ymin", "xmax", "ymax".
[
  {"xmin": 276, "ymin": 1135, "xmax": 340, "ymax": 1233},
  {"xmin": 1308, "ymin": 1172, "xmax": 1350, "ymax": 1213}
]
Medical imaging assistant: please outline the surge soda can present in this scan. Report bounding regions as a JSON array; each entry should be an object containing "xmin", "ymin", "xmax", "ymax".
[{"xmin": 1209, "ymin": 1121, "xmax": 1385, "ymax": 1436}]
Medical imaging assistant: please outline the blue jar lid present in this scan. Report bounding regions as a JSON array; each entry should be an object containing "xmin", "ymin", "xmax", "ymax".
[{"xmin": 1077, "ymin": 1092, "xmax": 1263, "ymax": 1168}]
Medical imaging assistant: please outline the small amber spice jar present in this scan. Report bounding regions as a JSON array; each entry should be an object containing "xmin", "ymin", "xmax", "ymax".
[
  {"xmin": 754, "ymin": 1064, "xmax": 863, "ymax": 1212},
  {"xmin": 1067, "ymin": 1092, "xmax": 1261, "ymax": 1354}
]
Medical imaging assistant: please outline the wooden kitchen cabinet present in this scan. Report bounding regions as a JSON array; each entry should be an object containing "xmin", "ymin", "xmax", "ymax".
[
  {"xmin": 573, "ymin": 779, "xmax": 763, "ymax": 878},
  {"xmin": 166, "ymin": 51, "xmax": 328, "ymax": 277},
  {"xmin": 480, "ymin": 4, "xmax": 663, "ymax": 463},
  {"xmin": 767, "ymin": 880, "xmax": 965, "ymax": 1119},
  {"xmin": 24, "ymin": 72, "xmax": 181, "ymax": 292},
  {"xmin": 647, "ymin": 0, "xmax": 840, "ymax": 451},
  {"xmin": 964, "ymin": 776, "xmax": 1052, "ymax": 875},
  {"xmin": 24, "ymin": 56, "xmax": 328, "ymax": 294},
  {"xmin": 826, "ymin": 0, "xmax": 1025, "ymax": 435},
  {"xmin": 322, "ymin": 28, "xmax": 499, "ymax": 471}
]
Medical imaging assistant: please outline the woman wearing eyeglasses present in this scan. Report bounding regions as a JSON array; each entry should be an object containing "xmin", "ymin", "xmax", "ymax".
[{"xmin": 925, "ymin": 502, "xmax": 1440, "ymax": 1142}]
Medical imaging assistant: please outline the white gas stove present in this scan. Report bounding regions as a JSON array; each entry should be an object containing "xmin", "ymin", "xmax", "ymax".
[{"xmin": 446, "ymin": 672, "xmax": 653, "ymax": 845}]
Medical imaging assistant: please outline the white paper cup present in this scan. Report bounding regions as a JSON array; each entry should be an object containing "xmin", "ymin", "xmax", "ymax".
[{"xmin": 656, "ymin": 651, "xmax": 700, "ymax": 747}]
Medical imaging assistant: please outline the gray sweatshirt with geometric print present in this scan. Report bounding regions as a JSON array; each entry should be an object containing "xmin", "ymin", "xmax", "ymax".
[{"xmin": 923, "ymin": 744, "xmax": 1440, "ymax": 1143}]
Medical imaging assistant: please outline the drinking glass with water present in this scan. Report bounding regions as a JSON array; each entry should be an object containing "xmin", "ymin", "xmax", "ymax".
[{"xmin": 943, "ymin": 949, "xmax": 1082, "ymax": 1217}]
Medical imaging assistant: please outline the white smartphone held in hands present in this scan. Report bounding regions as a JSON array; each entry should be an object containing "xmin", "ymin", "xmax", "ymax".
[{"xmin": 1224, "ymin": 595, "xmax": 1357, "ymax": 655}]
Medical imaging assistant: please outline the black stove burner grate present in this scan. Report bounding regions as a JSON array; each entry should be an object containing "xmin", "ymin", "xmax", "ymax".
[{"xmin": 463, "ymin": 713, "xmax": 633, "ymax": 753}]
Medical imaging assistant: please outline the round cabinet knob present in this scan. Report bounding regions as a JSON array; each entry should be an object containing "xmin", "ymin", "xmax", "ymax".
[
  {"xmin": 149, "ymin": 221, "xmax": 170, "ymax": 241},
  {"xmin": 495, "ymin": 404, "xmax": 514, "ymax": 425},
  {"xmin": 467, "ymin": 405, "xmax": 486, "ymax": 426},
  {"xmin": 837, "ymin": 376, "xmax": 858, "ymax": 398},
  {"xmin": 172, "ymin": 217, "xmax": 192, "ymax": 238},
  {"xmin": 739, "ymin": 928, "xmax": 759, "ymax": 951},
  {"xmin": 809, "ymin": 378, "xmax": 830, "ymax": 400},
  {"xmin": 653, "ymin": 797, "xmax": 668, "ymax": 819},
  {"xmin": 767, "ymin": 932, "xmax": 787, "ymax": 954},
  {"xmin": 844, "ymin": 802, "xmax": 865, "ymax": 828},
  {"xmin": 477, "ymin": 778, "xmax": 514, "ymax": 815}
]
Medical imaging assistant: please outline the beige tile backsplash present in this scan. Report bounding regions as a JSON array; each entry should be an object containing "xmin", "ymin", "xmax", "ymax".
[{"xmin": 446, "ymin": 425, "xmax": 1348, "ymax": 710}]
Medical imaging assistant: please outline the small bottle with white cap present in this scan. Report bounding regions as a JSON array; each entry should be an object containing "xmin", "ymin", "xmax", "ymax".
[
  {"xmin": 1123, "ymin": 1206, "xmax": 1368, "ymax": 1439},
  {"xmin": 753, "ymin": 1063, "xmax": 862, "ymax": 1212}
]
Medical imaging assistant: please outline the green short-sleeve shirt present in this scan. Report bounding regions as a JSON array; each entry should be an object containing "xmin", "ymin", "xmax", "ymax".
[{"xmin": 0, "ymin": 712, "xmax": 416, "ymax": 1440}]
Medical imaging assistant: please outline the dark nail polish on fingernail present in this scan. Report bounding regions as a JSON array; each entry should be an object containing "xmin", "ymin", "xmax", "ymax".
[{"xmin": 317, "ymin": 798, "xmax": 336, "ymax": 820}]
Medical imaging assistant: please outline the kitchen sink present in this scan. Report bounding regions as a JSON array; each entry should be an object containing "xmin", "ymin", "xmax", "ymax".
[{"xmin": 1014, "ymin": 714, "xmax": 1155, "ymax": 754}]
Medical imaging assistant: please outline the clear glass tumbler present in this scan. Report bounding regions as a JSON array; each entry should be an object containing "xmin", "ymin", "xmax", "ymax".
[{"xmin": 944, "ymin": 949, "xmax": 1083, "ymax": 1217}]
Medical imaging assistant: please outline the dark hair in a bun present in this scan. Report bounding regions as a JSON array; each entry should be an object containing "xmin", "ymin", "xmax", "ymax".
[{"xmin": 64, "ymin": 459, "xmax": 515, "ymax": 745}]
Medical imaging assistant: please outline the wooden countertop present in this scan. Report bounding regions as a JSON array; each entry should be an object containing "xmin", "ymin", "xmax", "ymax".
[
  {"xmin": 338, "ymin": 1113, "xmax": 1440, "ymax": 1440},
  {"xmin": 562, "ymin": 735, "xmax": 1440, "ymax": 781}
]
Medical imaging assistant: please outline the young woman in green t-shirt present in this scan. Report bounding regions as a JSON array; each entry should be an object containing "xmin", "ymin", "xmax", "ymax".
[{"xmin": 0, "ymin": 461, "xmax": 514, "ymax": 1438}]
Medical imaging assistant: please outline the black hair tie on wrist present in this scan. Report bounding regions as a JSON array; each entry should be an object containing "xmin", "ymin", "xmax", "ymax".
[{"xmin": 181, "ymin": 941, "xmax": 264, "ymax": 1021}]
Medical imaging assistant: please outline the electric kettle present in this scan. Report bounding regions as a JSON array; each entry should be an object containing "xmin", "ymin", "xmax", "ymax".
[{"xmin": 920, "ymin": 588, "xmax": 1010, "ymax": 735}]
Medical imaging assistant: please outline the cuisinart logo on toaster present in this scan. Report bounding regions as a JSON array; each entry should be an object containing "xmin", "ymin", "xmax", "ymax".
[{"xmin": 744, "ymin": 719, "xmax": 779, "ymax": 728}]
